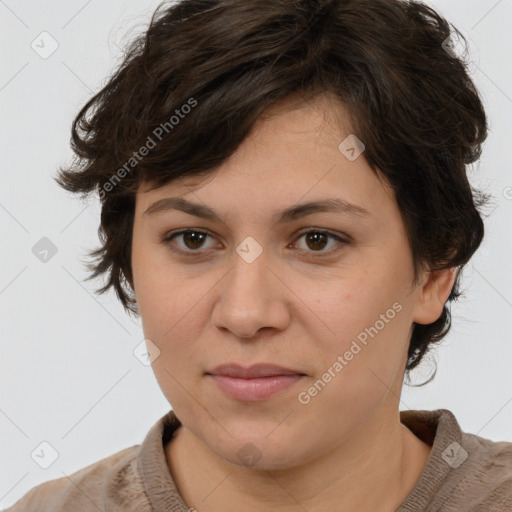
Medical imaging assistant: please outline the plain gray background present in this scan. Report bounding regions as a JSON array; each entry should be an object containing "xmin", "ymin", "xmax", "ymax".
[{"xmin": 1, "ymin": 0, "xmax": 511, "ymax": 508}]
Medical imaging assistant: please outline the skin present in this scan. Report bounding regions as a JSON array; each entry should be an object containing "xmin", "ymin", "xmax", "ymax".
[{"xmin": 130, "ymin": 92, "xmax": 456, "ymax": 511}]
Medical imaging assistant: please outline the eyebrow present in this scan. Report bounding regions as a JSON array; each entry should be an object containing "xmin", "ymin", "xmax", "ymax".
[{"xmin": 143, "ymin": 196, "xmax": 371, "ymax": 223}]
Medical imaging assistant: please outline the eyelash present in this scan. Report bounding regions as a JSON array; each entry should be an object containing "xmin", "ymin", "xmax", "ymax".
[{"xmin": 162, "ymin": 228, "xmax": 349, "ymax": 260}]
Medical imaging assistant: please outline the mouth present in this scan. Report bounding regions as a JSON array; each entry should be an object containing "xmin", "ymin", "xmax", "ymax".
[{"xmin": 206, "ymin": 363, "xmax": 307, "ymax": 402}]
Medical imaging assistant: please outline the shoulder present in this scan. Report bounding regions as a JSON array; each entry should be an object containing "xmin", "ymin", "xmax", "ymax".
[
  {"xmin": 459, "ymin": 431, "xmax": 512, "ymax": 510},
  {"xmin": 400, "ymin": 408, "xmax": 512, "ymax": 510},
  {"xmin": 4, "ymin": 445, "xmax": 152, "ymax": 512}
]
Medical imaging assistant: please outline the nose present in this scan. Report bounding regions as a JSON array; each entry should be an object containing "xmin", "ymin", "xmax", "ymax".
[{"xmin": 211, "ymin": 248, "xmax": 291, "ymax": 340}]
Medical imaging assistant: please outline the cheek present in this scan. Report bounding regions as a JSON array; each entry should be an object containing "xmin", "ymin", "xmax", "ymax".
[
  {"xmin": 139, "ymin": 282, "xmax": 208, "ymax": 413},
  {"xmin": 132, "ymin": 241, "xmax": 185, "ymax": 328},
  {"xmin": 298, "ymin": 294, "xmax": 408, "ymax": 439},
  {"xmin": 134, "ymin": 260, "xmax": 213, "ymax": 370},
  {"xmin": 320, "ymin": 274, "xmax": 406, "ymax": 340},
  {"xmin": 312, "ymin": 270, "xmax": 411, "ymax": 391}
]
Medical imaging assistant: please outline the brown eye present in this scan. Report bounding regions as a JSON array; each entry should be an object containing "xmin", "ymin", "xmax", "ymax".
[
  {"xmin": 180, "ymin": 230, "xmax": 208, "ymax": 250},
  {"xmin": 293, "ymin": 229, "xmax": 348, "ymax": 258},
  {"xmin": 163, "ymin": 229, "xmax": 214, "ymax": 253},
  {"xmin": 163, "ymin": 228, "xmax": 348, "ymax": 259},
  {"xmin": 304, "ymin": 232, "xmax": 329, "ymax": 251}
]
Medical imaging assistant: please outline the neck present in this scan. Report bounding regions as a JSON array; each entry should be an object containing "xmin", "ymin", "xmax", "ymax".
[{"xmin": 165, "ymin": 407, "xmax": 432, "ymax": 512}]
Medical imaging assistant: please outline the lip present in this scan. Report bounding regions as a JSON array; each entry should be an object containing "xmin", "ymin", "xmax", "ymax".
[
  {"xmin": 207, "ymin": 363, "xmax": 305, "ymax": 379},
  {"xmin": 206, "ymin": 363, "xmax": 306, "ymax": 402}
]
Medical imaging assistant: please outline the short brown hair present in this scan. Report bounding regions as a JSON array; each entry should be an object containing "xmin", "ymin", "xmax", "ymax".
[{"xmin": 55, "ymin": 0, "xmax": 489, "ymax": 378}]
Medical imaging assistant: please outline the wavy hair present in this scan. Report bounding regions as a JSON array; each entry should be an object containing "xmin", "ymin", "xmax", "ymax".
[{"xmin": 55, "ymin": 0, "xmax": 489, "ymax": 381}]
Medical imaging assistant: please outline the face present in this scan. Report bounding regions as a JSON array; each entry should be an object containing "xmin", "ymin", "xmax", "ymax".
[{"xmin": 131, "ymin": 93, "xmax": 449, "ymax": 470}]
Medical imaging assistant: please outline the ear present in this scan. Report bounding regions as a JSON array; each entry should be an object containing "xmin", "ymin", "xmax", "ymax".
[{"xmin": 412, "ymin": 267, "xmax": 458, "ymax": 325}]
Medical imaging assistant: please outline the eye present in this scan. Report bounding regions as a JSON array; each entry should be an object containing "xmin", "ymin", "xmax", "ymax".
[
  {"xmin": 162, "ymin": 228, "xmax": 349, "ymax": 258},
  {"xmin": 163, "ymin": 229, "xmax": 217, "ymax": 254},
  {"xmin": 291, "ymin": 228, "xmax": 348, "ymax": 258}
]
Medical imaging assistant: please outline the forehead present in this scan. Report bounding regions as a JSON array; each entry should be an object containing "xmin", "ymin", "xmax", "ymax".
[{"xmin": 135, "ymin": 93, "xmax": 395, "ymax": 223}]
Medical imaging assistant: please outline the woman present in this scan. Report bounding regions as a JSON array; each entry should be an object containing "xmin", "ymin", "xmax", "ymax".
[{"xmin": 7, "ymin": 0, "xmax": 512, "ymax": 510}]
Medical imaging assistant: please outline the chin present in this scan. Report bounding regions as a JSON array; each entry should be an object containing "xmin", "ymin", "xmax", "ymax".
[{"xmin": 213, "ymin": 433, "xmax": 309, "ymax": 472}]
